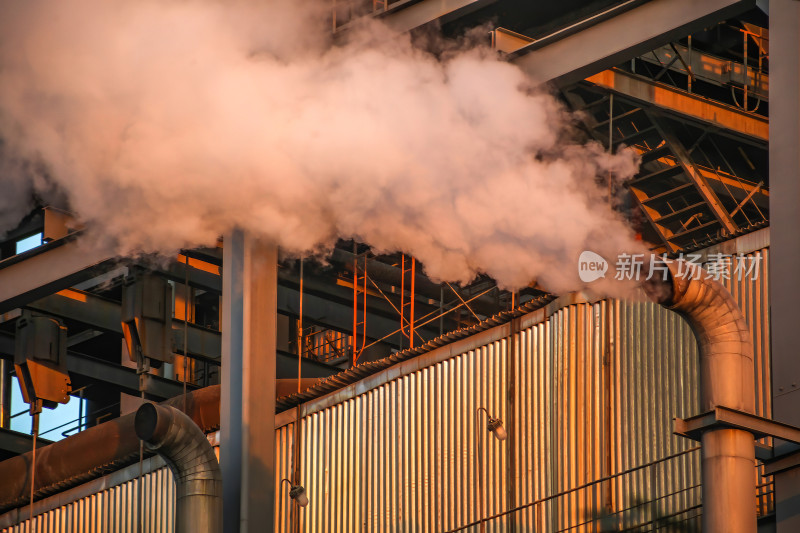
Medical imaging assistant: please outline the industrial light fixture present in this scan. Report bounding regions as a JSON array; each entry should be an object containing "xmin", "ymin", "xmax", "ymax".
[
  {"xmin": 486, "ymin": 415, "xmax": 507, "ymax": 441},
  {"xmin": 477, "ymin": 407, "xmax": 506, "ymax": 441},
  {"xmin": 475, "ymin": 407, "xmax": 506, "ymax": 532},
  {"xmin": 281, "ymin": 478, "xmax": 309, "ymax": 508}
]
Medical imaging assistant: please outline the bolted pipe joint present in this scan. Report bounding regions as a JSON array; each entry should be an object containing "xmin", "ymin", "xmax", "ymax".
[
  {"xmin": 135, "ymin": 403, "xmax": 222, "ymax": 533},
  {"xmin": 643, "ymin": 258, "xmax": 756, "ymax": 533}
]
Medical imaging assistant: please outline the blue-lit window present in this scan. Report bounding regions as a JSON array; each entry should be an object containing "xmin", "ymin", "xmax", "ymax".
[
  {"xmin": 10, "ymin": 376, "xmax": 84, "ymax": 441},
  {"xmin": 15, "ymin": 233, "xmax": 43, "ymax": 254}
]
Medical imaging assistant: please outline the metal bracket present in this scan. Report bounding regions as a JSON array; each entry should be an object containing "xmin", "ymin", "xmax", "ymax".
[
  {"xmin": 675, "ymin": 406, "xmax": 800, "ymax": 445},
  {"xmin": 764, "ymin": 447, "xmax": 800, "ymax": 476},
  {"xmin": 675, "ymin": 406, "xmax": 800, "ymax": 464}
]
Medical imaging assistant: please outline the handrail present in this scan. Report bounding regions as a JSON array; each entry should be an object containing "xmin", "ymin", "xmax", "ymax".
[{"xmin": 444, "ymin": 445, "xmax": 702, "ymax": 533}]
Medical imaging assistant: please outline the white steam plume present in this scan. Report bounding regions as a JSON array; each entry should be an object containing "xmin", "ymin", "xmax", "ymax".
[{"xmin": 0, "ymin": 0, "xmax": 644, "ymax": 294}]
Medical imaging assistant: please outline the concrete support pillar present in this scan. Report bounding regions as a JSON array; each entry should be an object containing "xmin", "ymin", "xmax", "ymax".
[
  {"xmin": 221, "ymin": 229, "xmax": 278, "ymax": 533},
  {"xmin": 770, "ymin": 2, "xmax": 800, "ymax": 532}
]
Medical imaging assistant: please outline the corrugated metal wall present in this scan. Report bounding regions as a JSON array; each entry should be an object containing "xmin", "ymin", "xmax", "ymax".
[
  {"xmin": 277, "ymin": 336, "xmax": 512, "ymax": 533},
  {"xmin": 3, "ymin": 466, "xmax": 175, "ymax": 533},
  {"xmin": 691, "ymin": 234, "xmax": 773, "ymax": 516},
  {"xmin": 610, "ymin": 300, "xmax": 702, "ymax": 530},
  {"xmin": 0, "ymin": 231, "xmax": 773, "ymax": 533},
  {"xmin": 272, "ymin": 296, "xmax": 709, "ymax": 532},
  {"xmin": 721, "ymin": 245, "xmax": 772, "ymax": 515},
  {"xmin": 271, "ymin": 237, "xmax": 773, "ymax": 532}
]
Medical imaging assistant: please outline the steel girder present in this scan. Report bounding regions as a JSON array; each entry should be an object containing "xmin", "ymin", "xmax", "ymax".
[
  {"xmin": 509, "ymin": 0, "xmax": 756, "ymax": 87},
  {"xmin": 0, "ymin": 237, "xmax": 116, "ymax": 315}
]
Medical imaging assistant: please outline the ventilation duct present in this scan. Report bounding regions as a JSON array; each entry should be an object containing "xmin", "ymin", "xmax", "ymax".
[
  {"xmin": 645, "ymin": 260, "xmax": 756, "ymax": 533},
  {"xmin": 135, "ymin": 403, "xmax": 222, "ymax": 533},
  {"xmin": 0, "ymin": 385, "xmax": 219, "ymax": 513}
]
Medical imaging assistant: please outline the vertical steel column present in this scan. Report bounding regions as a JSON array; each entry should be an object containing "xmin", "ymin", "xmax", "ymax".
[
  {"xmin": 222, "ymin": 229, "xmax": 278, "ymax": 533},
  {"xmin": 506, "ymin": 317, "xmax": 519, "ymax": 532},
  {"xmin": 770, "ymin": 2, "xmax": 800, "ymax": 531},
  {"xmin": 0, "ymin": 359, "xmax": 10, "ymax": 429}
]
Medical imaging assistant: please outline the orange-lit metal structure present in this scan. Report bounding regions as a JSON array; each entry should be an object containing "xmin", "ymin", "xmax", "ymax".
[
  {"xmin": 0, "ymin": 232, "xmax": 774, "ymax": 532},
  {"xmin": 1, "ymin": 0, "xmax": 797, "ymax": 532},
  {"xmin": 351, "ymin": 252, "xmax": 368, "ymax": 365},
  {"xmin": 400, "ymin": 255, "xmax": 416, "ymax": 350}
]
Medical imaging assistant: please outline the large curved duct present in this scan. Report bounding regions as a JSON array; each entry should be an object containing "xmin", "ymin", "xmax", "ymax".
[
  {"xmin": 0, "ymin": 385, "xmax": 219, "ymax": 513},
  {"xmin": 644, "ymin": 261, "xmax": 756, "ymax": 533},
  {"xmin": 135, "ymin": 403, "xmax": 222, "ymax": 533}
]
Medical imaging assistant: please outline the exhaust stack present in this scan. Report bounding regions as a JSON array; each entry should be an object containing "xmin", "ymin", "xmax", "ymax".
[
  {"xmin": 644, "ymin": 260, "xmax": 756, "ymax": 533},
  {"xmin": 135, "ymin": 403, "xmax": 222, "ymax": 533}
]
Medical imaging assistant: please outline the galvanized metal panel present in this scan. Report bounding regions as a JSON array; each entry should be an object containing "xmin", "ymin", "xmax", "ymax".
[
  {"xmin": 611, "ymin": 299, "xmax": 702, "ymax": 530},
  {"xmin": 271, "ymin": 297, "xmax": 706, "ymax": 531},
  {"xmin": 1, "ymin": 466, "xmax": 175, "ymax": 533},
  {"xmin": 0, "ymin": 237, "xmax": 773, "ymax": 532},
  {"xmin": 719, "ymin": 247, "xmax": 773, "ymax": 516}
]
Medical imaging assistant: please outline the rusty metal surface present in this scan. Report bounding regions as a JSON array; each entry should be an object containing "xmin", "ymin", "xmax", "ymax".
[{"xmin": 0, "ymin": 385, "xmax": 219, "ymax": 513}]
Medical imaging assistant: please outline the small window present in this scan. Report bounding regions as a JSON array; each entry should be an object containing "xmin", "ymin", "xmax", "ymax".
[
  {"xmin": 15, "ymin": 233, "xmax": 43, "ymax": 254},
  {"xmin": 10, "ymin": 376, "xmax": 85, "ymax": 441}
]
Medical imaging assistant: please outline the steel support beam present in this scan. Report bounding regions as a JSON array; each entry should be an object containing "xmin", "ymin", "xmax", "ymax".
[
  {"xmin": 650, "ymin": 111, "xmax": 739, "ymax": 234},
  {"xmin": 640, "ymin": 43, "xmax": 769, "ymax": 101},
  {"xmin": 221, "ymin": 230, "xmax": 277, "ymax": 533},
  {"xmin": 766, "ymin": 451, "xmax": 800, "ymax": 477},
  {"xmin": 379, "ymin": 0, "xmax": 495, "ymax": 34},
  {"xmin": 279, "ymin": 284, "xmax": 404, "ymax": 344},
  {"xmin": 28, "ymin": 285, "xmax": 400, "ymax": 361},
  {"xmin": 66, "ymin": 353, "xmax": 189, "ymax": 399},
  {"xmin": 770, "ymin": 2, "xmax": 800, "ymax": 531},
  {"xmin": 0, "ymin": 237, "xmax": 115, "ymax": 315},
  {"xmin": 510, "ymin": 0, "xmax": 756, "ymax": 87},
  {"xmin": 0, "ymin": 360, "xmax": 9, "ymax": 430},
  {"xmin": 675, "ymin": 406, "xmax": 800, "ymax": 445},
  {"xmin": 4, "ymin": 331, "xmax": 331, "ymax": 401},
  {"xmin": 26, "ymin": 289, "xmax": 223, "ymax": 360},
  {"xmin": 160, "ymin": 260, "xmax": 222, "ymax": 293},
  {"xmin": 584, "ymin": 69, "xmax": 769, "ymax": 141},
  {"xmin": 0, "ymin": 331, "xmax": 188, "ymax": 400}
]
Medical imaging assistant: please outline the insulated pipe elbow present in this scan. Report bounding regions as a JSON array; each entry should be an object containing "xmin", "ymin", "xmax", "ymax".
[
  {"xmin": 644, "ymin": 258, "xmax": 757, "ymax": 533},
  {"xmin": 0, "ymin": 385, "xmax": 220, "ymax": 514},
  {"xmin": 135, "ymin": 403, "xmax": 222, "ymax": 533},
  {"xmin": 643, "ymin": 260, "xmax": 755, "ymax": 414}
]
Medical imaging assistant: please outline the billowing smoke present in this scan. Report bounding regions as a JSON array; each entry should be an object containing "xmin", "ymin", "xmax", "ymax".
[{"xmin": 0, "ymin": 0, "xmax": 644, "ymax": 294}]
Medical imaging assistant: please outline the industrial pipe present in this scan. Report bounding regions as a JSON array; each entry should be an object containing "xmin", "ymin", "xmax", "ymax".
[
  {"xmin": 135, "ymin": 403, "xmax": 222, "ymax": 533},
  {"xmin": 644, "ymin": 260, "xmax": 756, "ymax": 533},
  {"xmin": 0, "ymin": 385, "xmax": 220, "ymax": 513}
]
